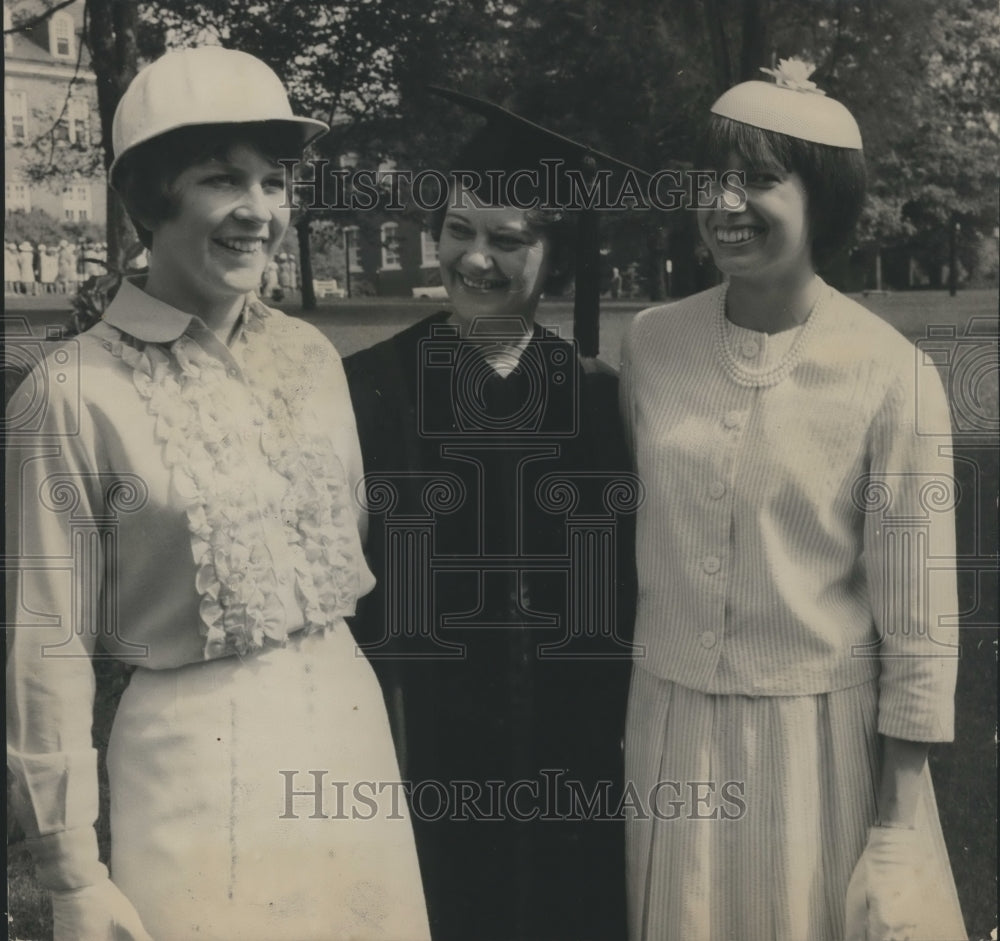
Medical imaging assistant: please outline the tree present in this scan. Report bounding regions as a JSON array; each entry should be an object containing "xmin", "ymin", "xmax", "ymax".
[
  {"xmin": 4, "ymin": 1, "xmax": 142, "ymax": 270},
  {"xmin": 17, "ymin": 0, "xmax": 996, "ymax": 295},
  {"xmin": 4, "ymin": 206, "xmax": 104, "ymax": 245},
  {"xmin": 143, "ymin": 0, "xmax": 463, "ymax": 308},
  {"xmin": 83, "ymin": 0, "xmax": 139, "ymax": 272},
  {"xmin": 430, "ymin": 0, "xmax": 715, "ymax": 300},
  {"xmin": 698, "ymin": 0, "xmax": 998, "ymax": 288},
  {"xmin": 512, "ymin": 0, "xmax": 999, "ymax": 293}
]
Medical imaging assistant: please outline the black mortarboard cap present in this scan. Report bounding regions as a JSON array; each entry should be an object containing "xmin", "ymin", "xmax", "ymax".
[{"xmin": 427, "ymin": 86, "xmax": 648, "ymax": 357}]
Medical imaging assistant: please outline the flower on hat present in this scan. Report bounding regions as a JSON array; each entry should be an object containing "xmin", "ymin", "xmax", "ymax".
[{"xmin": 759, "ymin": 58, "xmax": 826, "ymax": 95}]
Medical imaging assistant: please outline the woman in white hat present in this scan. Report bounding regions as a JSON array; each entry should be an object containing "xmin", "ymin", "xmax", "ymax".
[
  {"xmin": 620, "ymin": 60, "xmax": 965, "ymax": 941},
  {"xmin": 17, "ymin": 240, "xmax": 37, "ymax": 295},
  {"xmin": 5, "ymin": 240, "xmax": 20, "ymax": 293},
  {"xmin": 277, "ymin": 251, "xmax": 298, "ymax": 295},
  {"xmin": 6, "ymin": 46, "xmax": 429, "ymax": 941},
  {"xmin": 56, "ymin": 239, "xmax": 77, "ymax": 293},
  {"xmin": 261, "ymin": 256, "xmax": 280, "ymax": 301},
  {"xmin": 39, "ymin": 242, "xmax": 59, "ymax": 294}
]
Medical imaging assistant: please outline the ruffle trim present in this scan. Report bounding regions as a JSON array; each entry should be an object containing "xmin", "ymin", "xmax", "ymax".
[{"xmin": 106, "ymin": 298, "xmax": 361, "ymax": 659}]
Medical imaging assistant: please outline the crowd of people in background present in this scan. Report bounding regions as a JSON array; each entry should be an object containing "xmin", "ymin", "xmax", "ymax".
[
  {"xmin": 4, "ymin": 238, "xmax": 109, "ymax": 295},
  {"xmin": 5, "ymin": 234, "xmax": 628, "ymax": 306},
  {"xmin": 4, "ymin": 238, "xmax": 304, "ymax": 302},
  {"xmin": 261, "ymin": 250, "xmax": 300, "ymax": 301}
]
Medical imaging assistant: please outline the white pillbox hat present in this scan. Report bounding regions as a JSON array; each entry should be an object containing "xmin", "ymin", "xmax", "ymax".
[
  {"xmin": 110, "ymin": 46, "xmax": 328, "ymax": 184},
  {"xmin": 710, "ymin": 58, "xmax": 863, "ymax": 150}
]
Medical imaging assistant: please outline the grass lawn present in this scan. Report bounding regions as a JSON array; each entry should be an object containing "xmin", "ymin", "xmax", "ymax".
[{"xmin": 5, "ymin": 288, "xmax": 998, "ymax": 940}]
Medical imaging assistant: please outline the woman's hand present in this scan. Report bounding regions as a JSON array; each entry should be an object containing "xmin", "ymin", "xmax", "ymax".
[
  {"xmin": 844, "ymin": 826, "xmax": 922, "ymax": 941},
  {"xmin": 51, "ymin": 880, "xmax": 154, "ymax": 941}
]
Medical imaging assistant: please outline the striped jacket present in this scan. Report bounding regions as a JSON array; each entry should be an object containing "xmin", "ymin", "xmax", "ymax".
[{"xmin": 620, "ymin": 282, "xmax": 957, "ymax": 743}]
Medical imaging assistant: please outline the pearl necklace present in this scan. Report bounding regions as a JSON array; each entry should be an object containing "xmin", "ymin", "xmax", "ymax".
[{"xmin": 713, "ymin": 281, "xmax": 828, "ymax": 388}]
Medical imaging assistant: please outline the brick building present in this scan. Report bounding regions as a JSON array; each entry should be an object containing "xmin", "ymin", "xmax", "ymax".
[{"xmin": 4, "ymin": 0, "xmax": 105, "ymax": 228}]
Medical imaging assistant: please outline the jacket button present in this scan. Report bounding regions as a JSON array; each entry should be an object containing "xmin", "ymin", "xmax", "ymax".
[
  {"xmin": 700, "ymin": 630, "xmax": 717, "ymax": 648},
  {"xmin": 709, "ymin": 481, "xmax": 726, "ymax": 499},
  {"xmin": 723, "ymin": 411, "xmax": 742, "ymax": 430},
  {"xmin": 702, "ymin": 555, "xmax": 721, "ymax": 574}
]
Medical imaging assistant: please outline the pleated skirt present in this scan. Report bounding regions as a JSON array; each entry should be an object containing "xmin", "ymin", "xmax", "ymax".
[
  {"xmin": 107, "ymin": 624, "xmax": 430, "ymax": 941},
  {"xmin": 624, "ymin": 664, "xmax": 966, "ymax": 941}
]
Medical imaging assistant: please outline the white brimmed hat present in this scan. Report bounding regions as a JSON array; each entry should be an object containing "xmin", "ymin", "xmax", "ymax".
[
  {"xmin": 110, "ymin": 46, "xmax": 329, "ymax": 184},
  {"xmin": 710, "ymin": 58, "xmax": 862, "ymax": 150}
]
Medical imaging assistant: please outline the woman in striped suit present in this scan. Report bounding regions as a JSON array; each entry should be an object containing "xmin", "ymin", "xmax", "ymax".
[{"xmin": 620, "ymin": 60, "xmax": 965, "ymax": 941}]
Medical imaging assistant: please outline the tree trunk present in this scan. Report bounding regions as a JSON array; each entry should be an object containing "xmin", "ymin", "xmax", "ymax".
[
  {"xmin": 948, "ymin": 217, "xmax": 959, "ymax": 296},
  {"xmin": 297, "ymin": 218, "xmax": 317, "ymax": 311},
  {"xmin": 669, "ymin": 212, "xmax": 705, "ymax": 297},
  {"xmin": 645, "ymin": 223, "xmax": 667, "ymax": 302},
  {"xmin": 739, "ymin": 0, "xmax": 770, "ymax": 80},
  {"xmin": 104, "ymin": 189, "xmax": 135, "ymax": 275},
  {"xmin": 702, "ymin": 0, "xmax": 733, "ymax": 94},
  {"xmin": 344, "ymin": 228, "xmax": 353, "ymax": 298},
  {"xmin": 85, "ymin": 0, "xmax": 139, "ymax": 272},
  {"xmin": 573, "ymin": 207, "xmax": 601, "ymax": 357}
]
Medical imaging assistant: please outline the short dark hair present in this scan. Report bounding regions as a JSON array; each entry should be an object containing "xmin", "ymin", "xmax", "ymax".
[
  {"xmin": 113, "ymin": 121, "xmax": 304, "ymax": 249},
  {"xmin": 699, "ymin": 115, "xmax": 867, "ymax": 264},
  {"xmin": 428, "ymin": 177, "xmax": 577, "ymax": 295}
]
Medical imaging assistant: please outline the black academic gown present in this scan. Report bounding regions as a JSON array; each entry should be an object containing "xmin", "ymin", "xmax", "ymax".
[{"xmin": 344, "ymin": 313, "xmax": 635, "ymax": 941}]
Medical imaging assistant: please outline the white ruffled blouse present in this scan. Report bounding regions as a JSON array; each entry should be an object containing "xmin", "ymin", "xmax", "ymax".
[{"xmin": 6, "ymin": 279, "xmax": 374, "ymax": 888}]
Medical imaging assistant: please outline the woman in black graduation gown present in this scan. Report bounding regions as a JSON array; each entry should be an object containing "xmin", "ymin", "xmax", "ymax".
[{"xmin": 344, "ymin": 93, "xmax": 637, "ymax": 941}]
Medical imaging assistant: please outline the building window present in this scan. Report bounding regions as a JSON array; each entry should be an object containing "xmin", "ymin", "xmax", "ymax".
[
  {"xmin": 68, "ymin": 96, "xmax": 89, "ymax": 145},
  {"xmin": 5, "ymin": 182, "xmax": 31, "ymax": 213},
  {"xmin": 62, "ymin": 184, "xmax": 92, "ymax": 221},
  {"xmin": 338, "ymin": 152, "xmax": 359, "ymax": 169},
  {"xmin": 50, "ymin": 11, "xmax": 74, "ymax": 58},
  {"xmin": 380, "ymin": 222, "xmax": 401, "ymax": 270},
  {"xmin": 342, "ymin": 225, "xmax": 361, "ymax": 272},
  {"xmin": 420, "ymin": 230, "xmax": 439, "ymax": 267},
  {"xmin": 5, "ymin": 90, "xmax": 28, "ymax": 141},
  {"xmin": 377, "ymin": 158, "xmax": 397, "ymax": 187}
]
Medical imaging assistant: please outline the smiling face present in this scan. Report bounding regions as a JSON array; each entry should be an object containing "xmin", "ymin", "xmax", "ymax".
[
  {"xmin": 437, "ymin": 189, "xmax": 551, "ymax": 331},
  {"xmin": 144, "ymin": 142, "xmax": 290, "ymax": 318},
  {"xmin": 698, "ymin": 153, "xmax": 814, "ymax": 285}
]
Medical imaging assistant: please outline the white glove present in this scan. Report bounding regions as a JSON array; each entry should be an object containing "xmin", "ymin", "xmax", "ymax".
[
  {"xmin": 51, "ymin": 880, "xmax": 153, "ymax": 941},
  {"xmin": 844, "ymin": 825, "xmax": 922, "ymax": 941}
]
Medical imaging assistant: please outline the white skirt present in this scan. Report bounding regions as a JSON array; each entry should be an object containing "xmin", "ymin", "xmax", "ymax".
[
  {"xmin": 107, "ymin": 623, "xmax": 430, "ymax": 941},
  {"xmin": 624, "ymin": 665, "xmax": 966, "ymax": 941}
]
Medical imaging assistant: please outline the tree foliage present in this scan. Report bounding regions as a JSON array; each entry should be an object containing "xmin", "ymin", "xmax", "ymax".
[
  {"xmin": 7, "ymin": 2, "xmax": 104, "ymax": 186},
  {"xmin": 3, "ymin": 206, "xmax": 105, "ymax": 244},
  {"xmin": 138, "ymin": 0, "xmax": 480, "ymax": 305},
  {"xmin": 458, "ymin": 0, "xmax": 999, "ymax": 288},
  {"xmin": 83, "ymin": 0, "xmax": 140, "ymax": 271},
  {"xmin": 12, "ymin": 0, "xmax": 996, "ymax": 290}
]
